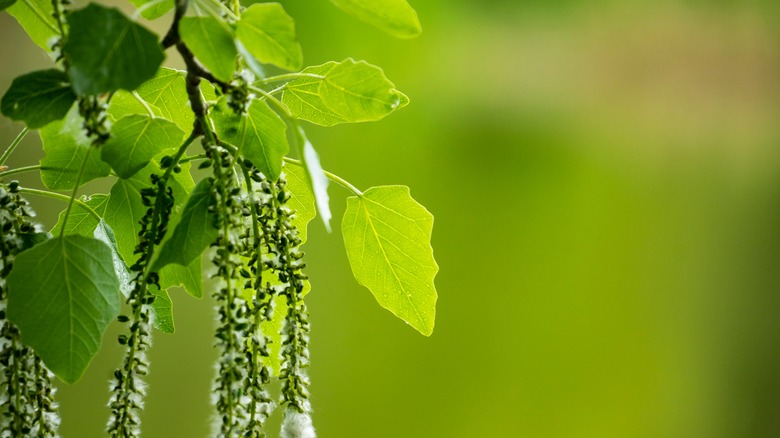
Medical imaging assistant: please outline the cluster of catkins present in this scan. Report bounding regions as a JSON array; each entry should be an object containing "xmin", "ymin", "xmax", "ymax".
[
  {"xmin": 0, "ymin": 183, "xmax": 60, "ymax": 437},
  {"xmin": 208, "ymin": 146, "xmax": 315, "ymax": 438}
]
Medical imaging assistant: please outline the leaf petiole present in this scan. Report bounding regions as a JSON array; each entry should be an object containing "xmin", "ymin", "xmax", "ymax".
[
  {"xmin": 59, "ymin": 148, "xmax": 94, "ymax": 237},
  {"xmin": 0, "ymin": 127, "xmax": 30, "ymax": 167},
  {"xmin": 254, "ymin": 73, "xmax": 323, "ymax": 85},
  {"xmin": 283, "ymin": 157, "xmax": 363, "ymax": 197},
  {"xmin": 18, "ymin": 187, "xmax": 102, "ymax": 222}
]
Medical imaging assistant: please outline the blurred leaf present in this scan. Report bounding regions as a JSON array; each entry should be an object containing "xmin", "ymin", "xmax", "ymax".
[
  {"xmin": 1, "ymin": 69, "xmax": 76, "ymax": 129},
  {"xmin": 0, "ymin": 0, "xmax": 17, "ymax": 11},
  {"xmin": 63, "ymin": 4, "xmax": 164, "ymax": 95},
  {"xmin": 235, "ymin": 3, "xmax": 302, "ymax": 71},
  {"xmin": 318, "ymin": 58, "xmax": 408, "ymax": 123},
  {"xmin": 212, "ymin": 98, "xmax": 288, "ymax": 180},
  {"xmin": 329, "ymin": 0, "xmax": 421, "ymax": 38},
  {"xmin": 128, "ymin": 0, "xmax": 173, "ymax": 20},
  {"xmin": 153, "ymin": 178, "xmax": 217, "ymax": 271},
  {"xmin": 281, "ymin": 62, "xmax": 345, "ymax": 126},
  {"xmin": 109, "ymin": 68, "xmax": 193, "ymax": 133},
  {"xmin": 6, "ymin": 0, "xmax": 59, "ymax": 51},
  {"xmin": 179, "ymin": 17, "xmax": 237, "ymax": 83},
  {"xmin": 101, "ymin": 115, "xmax": 184, "ymax": 178},
  {"xmin": 292, "ymin": 128, "xmax": 330, "ymax": 231},
  {"xmin": 39, "ymin": 106, "xmax": 112, "ymax": 190},
  {"xmin": 342, "ymin": 186, "xmax": 438, "ymax": 335},
  {"xmin": 7, "ymin": 235, "xmax": 120, "ymax": 383}
]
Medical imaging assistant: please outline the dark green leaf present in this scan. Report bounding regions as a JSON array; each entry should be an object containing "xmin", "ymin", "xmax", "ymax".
[
  {"xmin": 153, "ymin": 178, "xmax": 218, "ymax": 270},
  {"xmin": 342, "ymin": 186, "xmax": 438, "ymax": 335},
  {"xmin": 109, "ymin": 68, "xmax": 194, "ymax": 133},
  {"xmin": 63, "ymin": 4, "xmax": 164, "ymax": 95},
  {"xmin": 6, "ymin": 0, "xmax": 59, "ymax": 51},
  {"xmin": 281, "ymin": 62, "xmax": 345, "ymax": 126},
  {"xmin": 1, "ymin": 69, "xmax": 74, "ymax": 128},
  {"xmin": 39, "ymin": 106, "xmax": 112, "ymax": 190},
  {"xmin": 179, "ymin": 17, "xmax": 237, "ymax": 83},
  {"xmin": 7, "ymin": 235, "xmax": 121, "ymax": 383},
  {"xmin": 319, "ymin": 58, "xmax": 408, "ymax": 122},
  {"xmin": 235, "ymin": 3, "xmax": 302, "ymax": 71},
  {"xmin": 101, "ymin": 115, "xmax": 184, "ymax": 178},
  {"xmin": 0, "ymin": 0, "xmax": 17, "ymax": 11},
  {"xmin": 128, "ymin": 0, "xmax": 173, "ymax": 20},
  {"xmin": 212, "ymin": 98, "xmax": 288, "ymax": 180},
  {"xmin": 329, "ymin": 0, "xmax": 421, "ymax": 38}
]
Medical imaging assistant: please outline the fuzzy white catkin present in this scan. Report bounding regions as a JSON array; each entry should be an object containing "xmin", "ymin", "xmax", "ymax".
[{"xmin": 281, "ymin": 410, "xmax": 316, "ymax": 438}]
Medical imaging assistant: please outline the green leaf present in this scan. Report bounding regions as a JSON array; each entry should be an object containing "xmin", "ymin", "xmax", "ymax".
[
  {"xmin": 0, "ymin": 0, "xmax": 17, "ymax": 11},
  {"xmin": 109, "ymin": 68, "xmax": 194, "ymax": 133},
  {"xmin": 235, "ymin": 3, "xmax": 303, "ymax": 71},
  {"xmin": 103, "ymin": 160, "xmax": 194, "ymax": 264},
  {"xmin": 179, "ymin": 17, "xmax": 237, "ymax": 83},
  {"xmin": 128, "ymin": 0, "xmax": 173, "ymax": 20},
  {"xmin": 153, "ymin": 178, "xmax": 218, "ymax": 270},
  {"xmin": 93, "ymin": 220, "xmax": 133, "ymax": 299},
  {"xmin": 51, "ymin": 194, "xmax": 109, "ymax": 237},
  {"xmin": 149, "ymin": 288, "xmax": 174, "ymax": 333},
  {"xmin": 291, "ymin": 127, "xmax": 330, "ymax": 231},
  {"xmin": 101, "ymin": 115, "xmax": 184, "ymax": 179},
  {"xmin": 7, "ymin": 235, "xmax": 121, "ymax": 383},
  {"xmin": 318, "ymin": 58, "xmax": 408, "ymax": 123},
  {"xmin": 212, "ymin": 98, "xmax": 288, "ymax": 180},
  {"xmin": 329, "ymin": 0, "xmax": 421, "ymax": 38},
  {"xmin": 63, "ymin": 4, "xmax": 165, "ymax": 95},
  {"xmin": 342, "ymin": 186, "xmax": 438, "ymax": 335},
  {"xmin": 1, "ymin": 69, "xmax": 75, "ymax": 129},
  {"xmin": 39, "ymin": 106, "xmax": 112, "ymax": 190},
  {"xmin": 281, "ymin": 62, "xmax": 345, "ymax": 127},
  {"xmin": 6, "ymin": 0, "xmax": 59, "ymax": 51},
  {"xmin": 284, "ymin": 164, "xmax": 317, "ymax": 244},
  {"xmin": 159, "ymin": 258, "xmax": 203, "ymax": 299}
]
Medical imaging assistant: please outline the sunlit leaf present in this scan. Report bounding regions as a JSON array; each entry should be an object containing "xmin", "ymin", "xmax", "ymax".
[
  {"xmin": 342, "ymin": 186, "xmax": 438, "ymax": 335},
  {"xmin": 281, "ymin": 62, "xmax": 345, "ymax": 127},
  {"xmin": 7, "ymin": 235, "xmax": 121, "ymax": 383},
  {"xmin": 63, "ymin": 4, "xmax": 164, "ymax": 95},
  {"xmin": 329, "ymin": 0, "xmax": 421, "ymax": 38},
  {"xmin": 212, "ymin": 98, "xmax": 288, "ymax": 180},
  {"xmin": 128, "ymin": 0, "xmax": 173, "ymax": 20},
  {"xmin": 109, "ymin": 68, "xmax": 194, "ymax": 133},
  {"xmin": 101, "ymin": 115, "xmax": 184, "ymax": 178},
  {"xmin": 179, "ymin": 17, "xmax": 237, "ymax": 83},
  {"xmin": 235, "ymin": 3, "xmax": 302, "ymax": 71},
  {"xmin": 6, "ymin": 0, "xmax": 59, "ymax": 51},
  {"xmin": 39, "ymin": 106, "xmax": 112, "ymax": 190},
  {"xmin": 1, "ymin": 69, "xmax": 76, "ymax": 129}
]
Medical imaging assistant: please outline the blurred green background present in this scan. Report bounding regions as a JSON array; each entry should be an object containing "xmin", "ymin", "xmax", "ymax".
[{"xmin": 3, "ymin": 0, "xmax": 780, "ymax": 436}]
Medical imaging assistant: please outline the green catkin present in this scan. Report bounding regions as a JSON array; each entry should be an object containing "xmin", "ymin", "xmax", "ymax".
[
  {"xmin": 238, "ymin": 163, "xmax": 276, "ymax": 437},
  {"xmin": 208, "ymin": 141, "xmax": 253, "ymax": 437},
  {"xmin": 0, "ymin": 184, "xmax": 60, "ymax": 437},
  {"xmin": 107, "ymin": 173, "xmax": 174, "ymax": 437}
]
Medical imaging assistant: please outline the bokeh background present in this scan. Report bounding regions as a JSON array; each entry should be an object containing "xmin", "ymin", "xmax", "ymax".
[{"xmin": 3, "ymin": 0, "xmax": 780, "ymax": 436}]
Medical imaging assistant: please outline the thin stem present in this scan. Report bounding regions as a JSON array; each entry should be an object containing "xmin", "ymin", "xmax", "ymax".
[
  {"xmin": 254, "ymin": 73, "xmax": 323, "ymax": 85},
  {"xmin": 283, "ymin": 157, "xmax": 363, "ymax": 196},
  {"xmin": 179, "ymin": 153, "xmax": 208, "ymax": 164},
  {"xmin": 59, "ymin": 149, "xmax": 94, "ymax": 236},
  {"xmin": 248, "ymin": 85, "xmax": 291, "ymax": 118},
  {"xmin": 19, "ymin": 188, "xmax": 102, "ymax": 222},
  {"xmin": 132, "ymin": 91, "xmax": 156, "ymax": 118},
  {"xmin": 0, "ymin": 128, "xmax": 30, "ymax": 167},
  {"xmin": 0, "ymin": 165, "xmax": 41, "ymax": 178}
]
